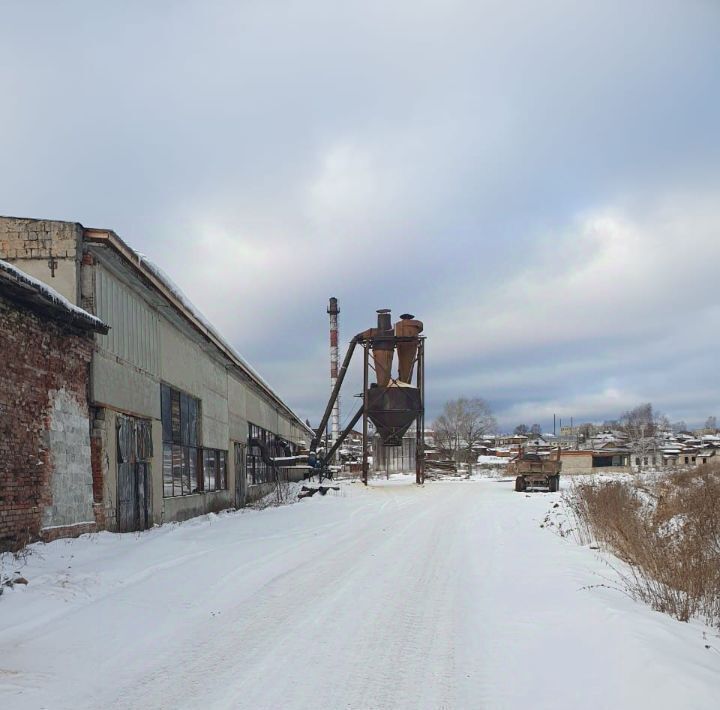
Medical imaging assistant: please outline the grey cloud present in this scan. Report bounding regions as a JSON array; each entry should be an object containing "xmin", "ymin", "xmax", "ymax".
[{"xmin": 1, "ymin": 1, "xmax": 719, "ymax": 428}]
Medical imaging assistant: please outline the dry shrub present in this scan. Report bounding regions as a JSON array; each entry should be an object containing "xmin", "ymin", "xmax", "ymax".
[{"xmin": 564, "ymin": 465, "xmax": 720, "ymax": 629}]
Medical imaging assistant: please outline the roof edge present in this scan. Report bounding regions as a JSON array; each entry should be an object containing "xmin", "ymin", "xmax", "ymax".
[{"xmin": 83, "ymin": 228, "xmax": 312, "ymax": 436}]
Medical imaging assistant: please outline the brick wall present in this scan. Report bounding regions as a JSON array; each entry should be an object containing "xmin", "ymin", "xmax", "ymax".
[
  {"xmin": 0, "ymin": 217, "xmax": 81, "ymax": 261},
  {"xmin": 0, "ymin": 217, "xmax": 83, "ymax": 304},
  {"xmin": 0, "ymin": 293, "xmax": 97, "ymax": 551}
]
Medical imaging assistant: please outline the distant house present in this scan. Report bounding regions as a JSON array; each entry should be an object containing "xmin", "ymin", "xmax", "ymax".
[
  {"xmin": 698, "ymin": 449, "xmax": 716, "ymax": 466},
  {"xmin": 559, "ymin": 449, "xmax": 631, "ymax": 475}
]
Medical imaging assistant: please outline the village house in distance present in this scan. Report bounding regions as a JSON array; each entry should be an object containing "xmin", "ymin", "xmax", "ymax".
[
  {"xmin": 458, "ymin": 425, "xmax": 718, "ymax": 475},
  {"xmin": 0, "ymin": 216, "xmax": 313, "ymax": 550}
]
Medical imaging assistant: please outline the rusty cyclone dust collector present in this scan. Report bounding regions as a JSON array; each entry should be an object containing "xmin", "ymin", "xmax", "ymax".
[
  {"xmin": 311, "ymin": 307, "xmax": 426, "ymax": 485},
  {"xmin": 366, "ymin": 311, "xmax": 423, "ymax": 447}
]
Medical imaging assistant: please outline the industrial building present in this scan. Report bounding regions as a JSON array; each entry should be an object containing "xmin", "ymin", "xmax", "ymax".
[{"xmin": 0, "ymin": 216, "xmax": 313, "ymax": 540}]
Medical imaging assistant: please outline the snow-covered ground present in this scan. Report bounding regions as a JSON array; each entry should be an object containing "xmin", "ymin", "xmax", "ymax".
[{"xmin": 1, "ymin": 478, "xmax": 718, "ymax": 709}]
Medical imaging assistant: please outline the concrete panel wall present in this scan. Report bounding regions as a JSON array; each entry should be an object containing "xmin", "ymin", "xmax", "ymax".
[
  {"xmin": 246, "ymin": 388, "xmax": 279, "ymax": 433},
  {"xmin": 227, "ymin": 375, "xmax": 249, "ymax": 442},
  {"xmin": 92, "ymin": 349, "xmax": 161, "ymax": 419},
  {"xmin": 162, "ymin": 489, "xmax": 234, "ymax": 522},
  {"xmin": 95, "ymin": 265, "xmax": 160, "ymax": 375}
]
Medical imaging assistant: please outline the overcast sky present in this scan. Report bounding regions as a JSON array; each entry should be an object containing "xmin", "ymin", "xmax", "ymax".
[{"xmin": 2, "ymin": 1, "xmax": 719, "ymax": 431}]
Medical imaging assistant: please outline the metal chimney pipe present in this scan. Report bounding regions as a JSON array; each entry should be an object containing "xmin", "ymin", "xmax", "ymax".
[{"xmin": 376, "ymin": 308, "xmax": 392, "ymax": 332}]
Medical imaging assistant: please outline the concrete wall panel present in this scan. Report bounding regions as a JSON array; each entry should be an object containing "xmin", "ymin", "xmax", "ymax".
[{"xmin": 92, "ymin": 350, "xmax": 160, "ymax": 419}]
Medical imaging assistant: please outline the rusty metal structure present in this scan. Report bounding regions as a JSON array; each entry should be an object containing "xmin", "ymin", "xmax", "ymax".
[
  {"xmin": 310, "ymin": 308, "xmax": 426, "ymax": 485},
  {"xmin": 509, "ymin": 447, "xmax": 562, "ymax": 492}
]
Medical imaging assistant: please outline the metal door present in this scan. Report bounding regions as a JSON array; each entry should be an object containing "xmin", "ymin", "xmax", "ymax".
[
  {"xmin": 117, "ymin": 416, "xmax": 152, "ymax": 532},
  {"xmin": 235, "ymin": 442, "xmax": 246, "ymax": 507}
]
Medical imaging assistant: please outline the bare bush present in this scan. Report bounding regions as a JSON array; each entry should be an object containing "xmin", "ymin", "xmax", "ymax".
[{"xmin": 564, "ymin": 465, "xmax": 720, "ymax": 629}]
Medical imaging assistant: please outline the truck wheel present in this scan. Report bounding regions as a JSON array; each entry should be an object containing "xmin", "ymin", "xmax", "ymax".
[
  {"xmin": 549, "ymin": 475, "xmax": 559, "ymax": 492},
  {"xmin": 515, "ymin": 476, "xmax": 525, "ymax": 492}
]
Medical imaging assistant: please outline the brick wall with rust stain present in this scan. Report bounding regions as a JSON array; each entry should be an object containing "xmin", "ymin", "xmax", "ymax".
[{"xmin": 0, "ymin": 292, "xmax": 99, "ymax": 551}]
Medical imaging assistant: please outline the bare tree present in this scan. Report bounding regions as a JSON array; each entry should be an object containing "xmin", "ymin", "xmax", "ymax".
[
  {"xmin": 514, "ymin": 424, "xmax": 529, "ymax": 435},
  {"xmin": 619, "ymin": 403, "xmax": 666, "ymax": 471},
  {"xmin": 706, "ymin": 416, "xmax": 717, "ymax": 431},
  {"xmin": 619, "ymin": 403, "xmax": 658, "ymax": 439},
  {"xmin": 672, "ymin": 420, "xmax": 688, "ymax": 434},
  {"xmin": 433, "ymin": 397, "xmax": 497, "ymax": 463},
  {"xmin": 530, "ymin": 423, "xmax": 542, "ymax": 437},
  {"xmin": 655, "ymin": 413, "xmax": 671, "ymax": 433}
]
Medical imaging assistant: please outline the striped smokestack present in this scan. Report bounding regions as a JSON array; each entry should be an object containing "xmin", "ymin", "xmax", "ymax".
[{"xmin": 328, "ymin": 297, "xmax": 340, "ymax": 444}]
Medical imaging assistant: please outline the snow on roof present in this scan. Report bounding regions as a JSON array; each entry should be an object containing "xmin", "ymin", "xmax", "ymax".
[{"xmin": 0, "ymin": 259, "xmax": 107, "ymax": 332}]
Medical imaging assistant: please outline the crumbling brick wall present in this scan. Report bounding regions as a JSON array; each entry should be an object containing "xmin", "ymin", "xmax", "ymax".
[{"xmin": 0, "ymin": 293, "xmax": 97, "ymax": 551}]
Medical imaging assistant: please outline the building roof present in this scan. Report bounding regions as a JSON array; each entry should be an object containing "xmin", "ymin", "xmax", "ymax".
[{"xmin": 0, "ymin": 259, "xmax": 108, "ymax": 333}]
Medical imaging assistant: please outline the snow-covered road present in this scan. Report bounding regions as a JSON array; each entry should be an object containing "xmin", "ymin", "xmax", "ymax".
[{"xmin": 1, "ymin": 479, "xmax": 718, "ymax": 709}]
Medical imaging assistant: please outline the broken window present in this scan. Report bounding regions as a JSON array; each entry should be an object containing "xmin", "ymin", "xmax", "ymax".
[
  {"xmin": 246, "ymin": 424, "xmax": 294, "ymax": 486},
  {"xmin": 247, "ymin": 423, "xmax": 273, "ymax": 485}
]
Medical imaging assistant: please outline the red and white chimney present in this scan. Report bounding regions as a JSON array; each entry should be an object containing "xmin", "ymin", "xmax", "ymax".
[{"xmin": 328, "ymin": 297, "xmax": 340, "ymax": 444}]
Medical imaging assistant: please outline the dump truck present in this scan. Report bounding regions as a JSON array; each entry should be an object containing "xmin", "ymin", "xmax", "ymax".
[{"xmin": 510, "ymin": 447, "xmax": 562, "ymax": 492}]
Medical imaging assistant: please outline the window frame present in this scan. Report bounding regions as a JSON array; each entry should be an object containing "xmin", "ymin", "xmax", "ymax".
[{"xmin": 161, "ymin": 383, "xmax": 202, "ymax": 497}]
